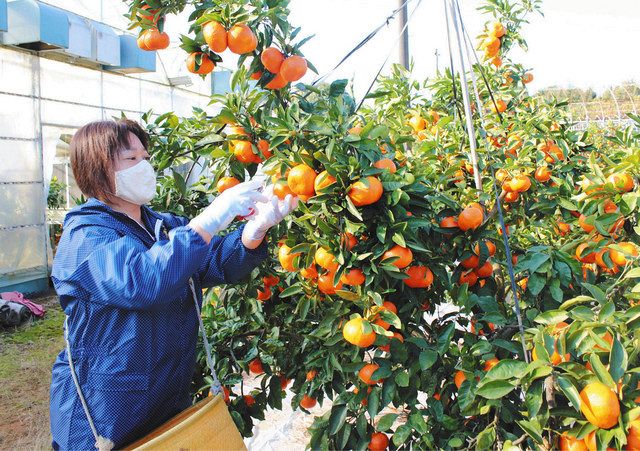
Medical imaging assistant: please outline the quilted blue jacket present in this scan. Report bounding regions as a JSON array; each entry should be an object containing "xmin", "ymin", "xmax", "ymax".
[{"xmin": 49, "ymin": 198, "xmax": 267, "ymax": 450}]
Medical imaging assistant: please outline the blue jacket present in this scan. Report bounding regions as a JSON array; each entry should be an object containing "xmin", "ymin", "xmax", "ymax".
[{"xmin": 50, "ymin": 198, "xmax": 267, "ymax": 450}]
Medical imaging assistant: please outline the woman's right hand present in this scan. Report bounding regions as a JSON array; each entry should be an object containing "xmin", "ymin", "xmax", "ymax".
[{"xmin": 189, "ymin": 176, "xmax": 268, "ymax": 242}]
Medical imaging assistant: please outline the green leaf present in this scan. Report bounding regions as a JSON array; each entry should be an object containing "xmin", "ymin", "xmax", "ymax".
[
  {"xmin": 476, "ymin": 425, "xmax": 496, "ymax": 451},
  {"xmin": 395, "ymin": 371, "xmax": 410, "ymax": 387},
  {"xmin": 589, "ymin": 353, "xmax": 616, "ymax": 389},
  {"xmin": 408, "ymin": 411, "xmax": 428, "ymax": 434},
  {"xmin": 476, "ymin": 380, "xmax": 516, "ymax": 399},
  {"xmin": 328, "ymin": 404, "xmax": 348, "ymax": 435},
  {"xmin": 528, "ymin": 273, "xmax": 546, "ymax": 296},
  {"xmin": 609, "ymin": 336, "xmax": 628, "ymax": 382},
  {"xmin": 437, "ymin": 322, "xmax": 456, "ymax": 355},
  {"xmin": 329, "ymin": 79, "xmax": 348, "ymax": 97},
  {"xmin": 525, "ymin": 379, "xmax": 544, "ymax": 418},
  {"xmin": 419, "ymin": 350, "xmax": 438, "ymax": 371},
  {"xmin": 392, "ymin": 424, "xmax": 412, "ymax": 446},
  {"xmin": 376, "ymin": 413, "xmax": 398, "ymax": 432},
  {"xmin": 483, "ymin": 359, "xmax": 528, "ymax": 381},
  {"xmin": 560, "ymin": 296, "xmax": 595, "ymax": 310},
  {"xmin": 582, "ymin": 283, "xmax": 606, "ymax": 304},
  {"xmin": 557, "ymin": 376, "xmax": 582, "ymax": 412},
  {"xmin": 280, "ymin": 284, "xmax": 304, "ymax": 298},
  {"xmin": 517, "ymin": 419, "xmax": 544, "ymax": 444},
  {"xmin": 534, "ymin": 310, "xmax": 568, "ymax": 325}
]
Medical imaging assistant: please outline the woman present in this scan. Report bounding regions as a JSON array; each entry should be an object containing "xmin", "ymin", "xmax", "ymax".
[{"xmin": 49, "ymin": 119, "xmax": 296, "ymax": 450}]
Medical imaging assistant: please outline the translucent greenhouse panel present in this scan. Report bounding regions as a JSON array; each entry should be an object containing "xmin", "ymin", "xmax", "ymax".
[
  {"xmin": 40, "ymin": 99, "xmax": 102, "ymax": 129},
  {"xmin": 140, "ymin": 80, "xmax": 173, "ymax": 113},
  {"xmin": 105, "ymin": 109, "xmax": 141, "ymax": 122},
  {"xmin": 0, "ymin": 48, "xmax": 35, "ymax": 96},
  {"xmin": 0, "ymin": 183, "xmax": 44, "ymax": 229},
  {"xmin": 0, "ymin": 225, "xmax": 47, "ymax": 289},
  {"xmin": 40, "ymin": 58, "xmax": 102, "ymax": 106},
  {"xmin": 0, "ymin": 139, "xmax": 40, "ymax": 183},
  {"xmin": 0, "ymin": 93, "xmax": 37, "ymax": 139},
  {"xmin": 103, "ymin": 71, "xmax": 143, "ymax": 112},
  {"xmin": 172, "ymin": 90, "xmax": 215, "ymax": 117}
]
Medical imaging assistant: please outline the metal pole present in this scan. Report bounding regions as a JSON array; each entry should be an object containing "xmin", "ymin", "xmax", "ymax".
[
  {"xmin": 448, "ymin": 0, "xmax": 482, "ymax": 195},
  {"xmin": 398, "ymin": 0, "xmax": 410, "ymax": 69}
]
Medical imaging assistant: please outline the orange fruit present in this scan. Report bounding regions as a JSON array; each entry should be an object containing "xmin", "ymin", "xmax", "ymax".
[
  {"xmin": 315, "ymin": 247, "xmax": 338, "ymax": 272},
  {"xmin": 579, "ymin": 382, "xmax": 620, "ymax": 429},
  {"xmin": 506, "ymin": 174, "xmax": 531, "ymax": 193},
  {"xmin": 576, "ymin": 243, "xmax": 596, "ymax": 264},
  {"xmin": 626, "ymin": 420, "xmax": 640, "ymax": 451},
  {"xmin": 233, "ymin": 141, "xmax": 260, "ymax": 164},
  {"xmin": 340, "ymin": 268, "xmax": 365, "ymax": 286},
  {"xmin": 610, "ymin": 242, "xmax": 638, "ymax": 266},
  {"xmin": 186, "ymin": 52, "xmax": 215, "ymax": 74},
  {"xmin": 474, "ymin": 241, "xmax": 496, "ymax": 257},
  {"xmin": 202, "ymin": 21, "xmax": 227, "ymax": 53},
  {"xmin": 454, "ymin": 370, "xmax": 466, "ymax": 389},
  {"xmin": 314, "ymin": 171, "xmax": 336, "ymax": 192},
  {"xmin": 373, "ymin": 301, "xmax": 398, "ymax": 330},
  {"xmin": 440, "ymin": 216, "xmax": 459, "ymax": 230},
  {"xmin": 491, "ymin": 99, "xmax": 507, "ymax": 113},
  {"xmin": 300, "ymin": 394, "xmax": 317, "ymax": 409},
  {"xmin": 482, "ymin": 36, "xmax": 501, "ymax": 55},
  {"xmin": 491, "ymin": 56, "xmax": 502, "ymax": 67},
  {"xmin": 243, "ymin": 394, "xmax": 256, "ymax": 407},
  {"xmin": 222, "ymin": 386, "xmax": 230, "ymax": 403},
  {"xmin": 287, "ymin": 164, "xmax": 317, "ymax": 196},
  {"xmin": 483, "ymin": 357, "xmax": 500, "ymax": 371},
  {"xmin": 279, "ymin": 374, "xmax": 290, "ymax": 390},
  {"xmin": 257, "ymin": 139, "xmax": 272, "ymax": 159},
  {"xmin": 227, "ymin": 24, "xmax": 257, "ymax": 54},
  {"xmin": 342, "ymin": 317, "xmax": 376, "ymax": 347},
  {"xmin": 603, "ymin": 199, "xmax": 618, "ymax": 214},
  {"xmin": 273, "ymin": 179, "xmax": 294, "ymax": 200},
  {"xmin": 461, "ymin": 255, "xmax": 479, "ymax": 269},
  {"xmin": 404, "ymin": 265, "xmax": 434, "ymax": 288},
  {"xmin": 263, "ymin": 275, "xmax": 280, "ymax": 287},
  {"xmin": 261, "ymin": 47, "xmax": 285, "ymax": 73},
  {"xmin": 522, "ymin": 73, "xmax": 534, "ymax": 84},
  {"xmin": 348, "ymin": 176, "xmax": 383, "ymax": 206},
  {"xmin": 378, "ymin": 332, "xmax": 404, "ymax": 352},
  {"xmin": 248, "ymin": 358, "xmax": 264, "ymax": 374},
  {"xmin": 475, "ymin": 261, "xmax": 493, "ymax": 278},
  {"xmin": 300, "ymin": 264, "xmax": 318, "ymax": 279},
  {"xmin": 459, "ymin": 270, "xmax": 478, "ymax": 286},
  {"xmin": 256, "ymin": 286, "xmax": 271, "ymax": 301},
  {"xmin": 559, "ymin": 433, "xmax": 587, "ymax": 451},
  {"xmin": 408, "ymin": 115, "xmax": 426, "ymax": 132},
  {"xmin": 317, "ymin": 272, "xmax": 343, "ymax": 295},
  {"xmin": 139, "ymin": 28, "xmax": 170, "ymax": 51},
  {"xmin": 535, "ymin": 166, "xmax": 552, "ymax": 182},
  {"xmin": 608, "ymin": 173, "xmax": 635, "ymax": 192},
  {"xmin": 382, "ymin": 245, "xmax": 413, "ymax": 269},
  {"xmin": 278, "ymin": 244, "xmax": 299, "ymax": 272},
  {"xmin": 556, "ymin": 221, "xmax": 571, "ymax": 236},
  {"xmin": 458, "ymin": 205, "xmax": 484, "ymax": 231},
  {"xmin": 488, "ymin": 21, "xmax": 506, "ymax": 38},
  {"xmin": 532, "ymin": 342, "xmax": 569, "ymax": 365},
  {"xmin": 504, "ymin": 192, "xmax": 519, "ymax": 203},
  {"xmin": 341, "ymin": 232, "xmax": 357, "ymax": 250},
  {"xmin": 359, "ymin": 363, "xmax": 382, "ymax": 385},
  {"xmin": 368, "ymin": 432, "xmax": 389, "ymax": 451},
  {"xmin": 136, "ymin": 5, "xmax": 159, "ymax": 22},
  {"xmin": 373, "ymin": 158, "xmax": 397, "ymax": 173},
  {"xmin": 280, "ymin": 55, "xmax": 308, "ymax": 82},
  {"xmin": 265, "ymin": 72, "xmax": 288, "ymax": 89},
  {"xmin": 306, "ymin": 369, "xmax": 317, "ymax": 381},
  {"xmin": 250, "ymin": 71, "xmax": 262, "ymax": 80},
  {"xmin": 578, "ymin": 214, "xmax": 595, "ymax": 233},
  {"xmin": 348, "ymin": 125, "xmax": 363, "ymax": 135},
  {"xmin": 216, "ymin": 176, "xmax": 240, "ymax": 193}
]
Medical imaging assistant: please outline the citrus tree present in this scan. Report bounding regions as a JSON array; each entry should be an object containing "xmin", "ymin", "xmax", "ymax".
[{"xmin": 124, "ymin": 0, "xmax": 640, "ymax": 449}]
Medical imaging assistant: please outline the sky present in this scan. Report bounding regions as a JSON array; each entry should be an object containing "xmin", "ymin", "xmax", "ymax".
[{"xmin": 287, "ymin": 0, "xmax": 640, "ymax": 99}]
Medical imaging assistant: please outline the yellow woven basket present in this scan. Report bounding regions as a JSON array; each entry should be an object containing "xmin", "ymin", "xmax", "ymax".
[{"xmin": 125, "ymin": 393, "xmax": 246, "ymax": 451}]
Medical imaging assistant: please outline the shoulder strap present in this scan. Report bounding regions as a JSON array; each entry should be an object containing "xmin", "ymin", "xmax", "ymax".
[
  {"xmin": 188, "ymin": 278, "xmax": 223, "ymax": 395},
  {"xmin": 64, "ymin": 316, "xmax": 115, "ymax": 451}
]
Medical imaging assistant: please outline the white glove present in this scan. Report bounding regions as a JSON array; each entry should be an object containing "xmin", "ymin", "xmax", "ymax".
[
  {"xmin": 189, "ymin": 175, "xmax": 268, "ymax": 236},
  {"xmin": 243, "ymin": 185, "xmax": 299, "ymax": 241}
]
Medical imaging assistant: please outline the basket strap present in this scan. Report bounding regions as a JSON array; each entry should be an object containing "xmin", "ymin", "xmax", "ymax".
[
  {"xmin": 188, "ymin": 278, "xmax": 223, "ymax": 395},
  {"xmin": 64, "ymin": 316, "xmax": 115, "ymax": 451}
]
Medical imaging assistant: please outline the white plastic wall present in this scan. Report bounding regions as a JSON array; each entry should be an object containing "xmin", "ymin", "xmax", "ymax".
[{"xmin": 0, "ymin": 0, "xmax": 220, "ymax": 291}]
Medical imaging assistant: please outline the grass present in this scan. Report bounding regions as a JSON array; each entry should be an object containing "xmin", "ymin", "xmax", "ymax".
[{"xmin": 0, "ymin": 293, "xmax": 64, "ymax": 450}]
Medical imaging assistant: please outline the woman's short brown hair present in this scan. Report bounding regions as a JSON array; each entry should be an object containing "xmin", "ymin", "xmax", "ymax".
[{"xmin": 70, "ymin": 119, "xmax": 149, "ymax": 201}]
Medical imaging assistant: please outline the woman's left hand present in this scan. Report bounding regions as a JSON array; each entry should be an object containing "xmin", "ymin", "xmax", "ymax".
[{"xmin": 242, "ymin": 185, "xmax": 298, "ymax": 244}]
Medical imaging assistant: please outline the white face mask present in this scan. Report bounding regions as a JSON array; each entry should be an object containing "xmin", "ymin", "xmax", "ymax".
[{"xmin": 114, "ymin": 160, "xmax": 157, "ymax": 205}]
